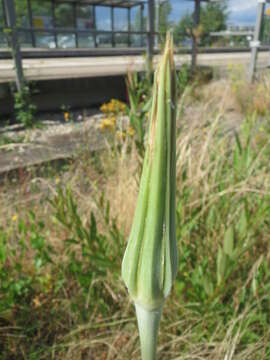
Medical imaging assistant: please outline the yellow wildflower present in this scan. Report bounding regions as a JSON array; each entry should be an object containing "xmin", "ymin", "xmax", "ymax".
[
  {"xmin": 110, "ymin": 116, "xmax": 116, "ymax": 125},
  {"xmin": 100, "ymin": 99, "xmax": 126, "ymax": 115},
  {"xmin": 127, "ymin": 126, "xmax": 135, "ymax": 137},
  {"xmin": 12, "ymin": 214, "xmax": 17, "ymax": 222},
  {"xmin": 64, "ymin": 112, "xmax": 70, "ymax": 122},
  {"xmin": 33, "ymin": 297, "xmax": 42, "ymax": 308},
  {"xmin": 116, "ymin": 131, "xmax": 126, "ymax": 141},
  {"xmin": 99, "ymin": 117, "xmax": 115, "ymax": 131}
]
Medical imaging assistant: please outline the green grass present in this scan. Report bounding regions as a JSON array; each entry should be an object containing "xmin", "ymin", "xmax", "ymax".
[
  {"xmin": 0, "ymin": 134, "xmax": 25, "ymax": 146},
  {"xmin": 1, "ymin": 76, "xmax": 270, "ymax": 359}
]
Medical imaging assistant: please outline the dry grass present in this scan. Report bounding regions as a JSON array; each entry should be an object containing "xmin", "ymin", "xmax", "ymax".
[{"xmin": 1, "ymin": 76, "xmax": 270, "ymax": 359}]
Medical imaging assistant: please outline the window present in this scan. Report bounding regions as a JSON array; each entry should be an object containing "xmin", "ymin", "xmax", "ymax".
[
  {"xmin": 15, "ymin": 0, "xmax": 30, "ymax": 27},
  {"xmin": 35, "ymin": 32, "xmax": 56, "ymax": 48},
  {"xmin": 77, "ymin": 4, "xmax": 95, "ymax": 46},
  {"xmin": 77, "ymin": 5, "xmax": 94, "ymax": 30},
  {"xmin": 55, "ymin": 3, "xmax": 74, "ymax": 28},
  {"xmin": 57, "ymin": 33, "xmax": 76, "ymax": 48},
  {"xmin": 96, "ymin": 33, "xmax": 112, "ymax": 47},
  {"xmin": 0, "ymin": 0, "xmax": 5, "ymax": 27},
  {"xmin": 114, "ymin": 8, "xmax": 128, "ymax": 31},
  {"xmin": 115, "ymin": 33, "xmax": 128, "ymax": 47},
  {"xmin": 78, "ymin": 34, "xmax": 95, "ymax": 48},
  {"xmin": 18, "ymin": 31, "xmax": 33, "ymax": 47},
  {"xmin": 31, "ymin": 0, "xmax": 52, "ymax": 29},
  {"xmin": 96, "ymin": 6, "xmax": 111, "ymax": 31},
  {"xmin": 130, "ymin": 6, "xmax": 143, "ymax": 31}
]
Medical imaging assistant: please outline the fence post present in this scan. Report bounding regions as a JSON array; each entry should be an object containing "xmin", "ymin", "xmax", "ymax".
[
  {"xmin": 146, "ymin": 0, "xmax": 155, "ymax": 77},
  {"xmin": 3, "ymin": 0, "xmax": 24, "ymax": 92},
  {"xmin": 248, "ymin": 0, "xmax": 266, "ymax": 82},
  {"xmin": 191, "ymin": 0, "xmax": 201, "ymax": 74}
]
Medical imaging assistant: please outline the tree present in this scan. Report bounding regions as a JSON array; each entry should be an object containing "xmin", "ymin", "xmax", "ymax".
[
  {"xmin": 174, "ymin": 1, "xmax": 228, "ymax": 47},
  {"xmin": 132, "ymin": 7, "xmax": 146, "ymax": 31},
  {"xmin": 261, "ymin": 14, "xmax": 270, "ymax": 45},
  {"xmin": 200, "ymin": 2, "xmax": 228, "ymax": 46},
  {"xmin": 158, "ymin": 1, "xmax": 172, "ymax": 37}
]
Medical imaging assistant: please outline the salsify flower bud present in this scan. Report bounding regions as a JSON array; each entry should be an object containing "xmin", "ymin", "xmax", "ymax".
[{"xmin": 121, "ymin": 32, "xmax": 178, "ymax": 359}]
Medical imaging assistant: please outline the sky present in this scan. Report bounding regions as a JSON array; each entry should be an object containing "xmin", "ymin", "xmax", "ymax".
[{"xmin": 169, "ymin": 0, "xmax": 259, "ymax": 26}]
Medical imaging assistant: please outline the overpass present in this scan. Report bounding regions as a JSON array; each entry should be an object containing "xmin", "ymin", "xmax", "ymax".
[{"xmin": 0, "ymin": 48, "xmax": 269, "ymax": 83}]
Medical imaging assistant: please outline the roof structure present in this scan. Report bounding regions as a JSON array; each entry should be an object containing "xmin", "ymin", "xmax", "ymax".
[{"xmin": 53, "ymin": 0, "xmax": 146, "ymax": 8}]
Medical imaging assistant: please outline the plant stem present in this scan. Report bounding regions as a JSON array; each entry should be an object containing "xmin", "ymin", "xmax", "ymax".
[{"xmin": 135, "ymin": 303, "xmax": 163, "ymax": 360}]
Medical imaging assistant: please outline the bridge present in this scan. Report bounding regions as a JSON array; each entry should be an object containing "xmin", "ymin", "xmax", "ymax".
[{"xmin": 0, "ymin": 48, "xmax": 269, "ymax": 84}]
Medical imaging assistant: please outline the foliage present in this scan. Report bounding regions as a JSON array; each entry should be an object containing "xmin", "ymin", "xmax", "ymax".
[
  {"xmin": 125, "ymin": 72, "xmax": 152, "ymax": 159},
  {"xmin": 176, "ymin": 119, "xmax": 270, "ymax": 307},
  {"xmin": 99, "ymin": 98, "xmax": 130, "ymax": 143},
  {"xmin": 229, "ymin": 65, "xmax": 270, "ymax": 116},
  {"xmin": 174, "ymin": 2, "xmax": 228, "ymax": 46},
  {"xmin": 0, "ymin": 188, "xmax": 124, "ymax": 358},
  {"xmin": 158, "ymin": 1, "xmax": 172, "ymax": 41},
  {"xmin": 98, "ymin": 75, "xmax": 152, "ymax": 160},
  {"xmin": 13, "ymin": 84, "xmax": 36, "ymax": 128},
  {"xmin": 262, "ymin": 15, "xmax": 270, "ymax": 44},
  {"xmin": 1, "ymin": 74, "xmax": 270, "ymax": 359}
]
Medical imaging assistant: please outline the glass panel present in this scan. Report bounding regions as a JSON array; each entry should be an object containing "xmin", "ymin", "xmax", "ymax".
[
  {"xmin": 96, "ymin": 33, "xmax": 112, "ymax": 47},
  {"xmin": 130, "ymin": 34, "xmax": 141, "ymax": 47},
  {"xmin": 77, "ymin": 5, "xmax": 94, "ymax": 30},
  {"xmin": 141, "ymin": 5, "xmax": 147, "ymax": 31},
  {"xmin": 78, "ymin": 34, "xmax": 95, "ymax": 48},
  {"xmin": 96, "ymin": 7, "xmax": 111, "ymax": 31},
  {"xmin": 141, "ymin": 34, "xmax": 147, "ymax": 46},
  {"xmin": 55, "ymin": 3, "xmax": 74, "ymax": 28},
  {"xmin": 15, "ymin": 0, "xmax": 30, "ymax": 27},
  {"xmin": 32, "ymin": 0, "xmax": 52, "ymax": 29},
  {"xmin": 114, "ymin": 8, "xmax": 127, "ymax": 31},
  {"xmin": 18, "ymin": 31, "xmax": 32, "ymax": 47},
  {"xmin": 130, "ymin": 7, "xmax": 141, "ymax": 32},
  {"xmin": 0, "ymin": 0, "xmax": 5, "ymax": 27},
  {"xmin": 35, "ymin": 32, "xmax": 56, "ymax": 48},
  {"xmin": 57, "ymin": 33, "xmax": 76, "ymax": 48},
  {"xmin": 115, "ymin": 33, "xmax": 128, "ymax": 47}
]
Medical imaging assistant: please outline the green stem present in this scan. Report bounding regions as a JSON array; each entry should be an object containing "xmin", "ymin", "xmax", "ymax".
[{"xmin": 135, "ymin": 303, "xmax": 163, "ymax": 360}]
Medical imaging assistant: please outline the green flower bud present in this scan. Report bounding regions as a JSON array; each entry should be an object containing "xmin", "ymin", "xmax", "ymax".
[{"xmin": 122, "ymin": 32, "xmax": 178, "ymax": 312}]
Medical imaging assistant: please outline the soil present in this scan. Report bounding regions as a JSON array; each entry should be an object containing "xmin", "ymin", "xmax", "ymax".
[{"xmin": 0, "ymin": 109, "xmax": 107, "ymax": 175}]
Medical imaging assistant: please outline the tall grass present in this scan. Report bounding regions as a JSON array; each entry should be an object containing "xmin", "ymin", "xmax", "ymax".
[{"xmin": 1, "ymin": 76, "xmax": 270, "ymax": 359}]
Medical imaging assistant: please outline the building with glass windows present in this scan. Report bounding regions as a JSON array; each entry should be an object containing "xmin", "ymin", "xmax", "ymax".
[{"xmin": 0, "ymin": 0, "xmax": 148, "ymax": 49}]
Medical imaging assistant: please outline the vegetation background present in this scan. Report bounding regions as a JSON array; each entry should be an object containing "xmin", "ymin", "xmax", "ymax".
[{"xmin": 1, "ymin": 64, "xmax": 270, "ymax": 359}]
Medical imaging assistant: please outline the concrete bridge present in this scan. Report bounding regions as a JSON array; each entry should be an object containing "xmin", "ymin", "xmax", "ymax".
[{"xmin": 0, "ymin": 50, "xmax": 269, "ymax": 84}]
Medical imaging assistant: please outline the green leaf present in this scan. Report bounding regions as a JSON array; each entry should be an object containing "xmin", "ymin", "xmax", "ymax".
[
  {"xmin": 202, "ymin": 275, "xmax": 214, "ymax": 297},
  {"xmin": 237, "ymin": 207, "xmax": 248, "ymax": 239},
  {"xmin": 217, "ymin": 246, "xmax": 227, "ymax": 285},
  {"xmin": 224, "ymin": 226, "xmax": 234, "ymax": 258}
]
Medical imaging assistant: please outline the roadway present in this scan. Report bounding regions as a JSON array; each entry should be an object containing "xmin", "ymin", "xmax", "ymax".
[{"xmin": 0, "ymin": 51, "xmax": 269, "ymax": 83}]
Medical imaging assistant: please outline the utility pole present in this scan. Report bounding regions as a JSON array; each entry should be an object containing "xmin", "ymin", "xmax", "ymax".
[
  {"xmin": 191, "ymin": 0, "xmax": 201, "ymax": 73},
  {"xmin": 248, "ymin": 0, "xmax": 266, "ymax": 82},
  {"xmin": 3, "ymin": 0, "xmax": 24, "ymax": 92},
  {"xmin": 147, "ymin": 0, "xmax": 155, "ymax": 77},
  {"xmin": 155, "ymin": 0, "xmax": 160, "ymax": 48}
]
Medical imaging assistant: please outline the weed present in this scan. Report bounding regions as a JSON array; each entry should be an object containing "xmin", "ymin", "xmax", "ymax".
[
  {"xmin": 1, "ymin": 76, "xmax": 270, "ymax": 359},
  {"xmin": 13, "ymin": 84, "xmax": 36, "ymax": 128}
]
